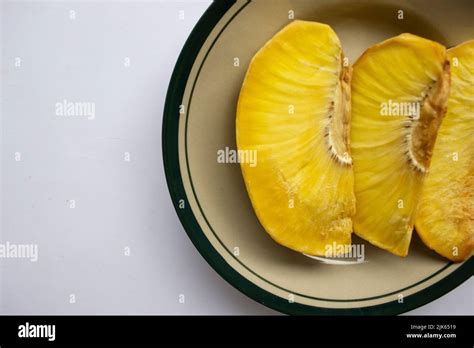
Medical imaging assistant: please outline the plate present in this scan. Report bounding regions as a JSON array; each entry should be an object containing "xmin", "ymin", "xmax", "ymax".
[{"xmin": 163, "ymin": 0, "xmax": 473, "ymax": 315}]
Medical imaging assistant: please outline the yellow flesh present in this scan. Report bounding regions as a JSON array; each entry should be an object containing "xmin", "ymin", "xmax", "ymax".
[
  {"xmin": 416, "ymin": 41, "xmax": 474, "ymax": 262},
  {"xmin": 236, "ymin": 21, "xmax": 355, "ymax": 256},
  {"xmin": 351, "ymin": 34, "xmax": 449, "ymax": 257}
]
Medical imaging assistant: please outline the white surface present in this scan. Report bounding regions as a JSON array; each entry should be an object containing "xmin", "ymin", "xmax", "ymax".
[{"xmin": 0, "ymin": 0, "xmax": 472, "ymax": 315}]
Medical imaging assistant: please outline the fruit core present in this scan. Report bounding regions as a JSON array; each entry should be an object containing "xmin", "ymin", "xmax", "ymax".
[
  {"xmin": 326, "ymin": 56, "xmax": 352, "ymax": 166},
  {"xmin": 408, "ymin": 60, "xmax": 451, "ymax": 173}
]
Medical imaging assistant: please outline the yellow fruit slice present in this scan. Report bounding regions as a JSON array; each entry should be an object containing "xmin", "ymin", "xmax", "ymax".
[
  {"xmin": 351, "ymin": 34, "xmax": 450, "ymax": 256},
  {"xmin": 236, "ymin": 21, "xmax": 355, "ymax": 256},
  {"xmin": 416, "ymin": 40, "xmax": 474, "ymax": 262}
]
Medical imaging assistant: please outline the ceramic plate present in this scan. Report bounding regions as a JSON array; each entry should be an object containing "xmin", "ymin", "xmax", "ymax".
[{"xmin": 163, "ymin": 0, "xmax": 473, "ymax": 315}]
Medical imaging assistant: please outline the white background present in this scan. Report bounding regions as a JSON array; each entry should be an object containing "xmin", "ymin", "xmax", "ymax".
[{"xmin": 0, "ymin": 0, "xmax": 472, "ymax": 315}]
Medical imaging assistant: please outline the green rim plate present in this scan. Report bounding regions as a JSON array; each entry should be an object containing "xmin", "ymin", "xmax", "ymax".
[{"xmin": 163, "ymin": 0, "xmax": 473, "ymax": 315}]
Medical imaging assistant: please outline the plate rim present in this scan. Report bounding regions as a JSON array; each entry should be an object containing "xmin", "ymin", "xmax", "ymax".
[{"xmin": 162, "ymin": 0, "xmax": 473, "ymax": 315}]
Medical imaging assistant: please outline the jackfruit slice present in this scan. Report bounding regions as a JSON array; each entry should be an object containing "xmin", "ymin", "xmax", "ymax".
[
  {"xmin": 351, "ymin": 34, "xmax": 450, "ymax": 257},
  {"xmin": 236, "ymin": 21, "xmax": 355, "ymax": 256},
  {"xmin": 416, "ymin": 40, "xmax": 474, "ymax": 262}
]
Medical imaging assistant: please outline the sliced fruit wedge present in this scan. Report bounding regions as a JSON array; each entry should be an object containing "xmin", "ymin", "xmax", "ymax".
[
  {"xmin": 236, "ymin": 20, "xmax": 355, "ymax": 256},
  {"xmin": 416, "ymin": 40, "xmax": 474, "ymax": 262},
  {"xmin": 351, "ymin": 33, "xmax": 450, "ymax": 257}
]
